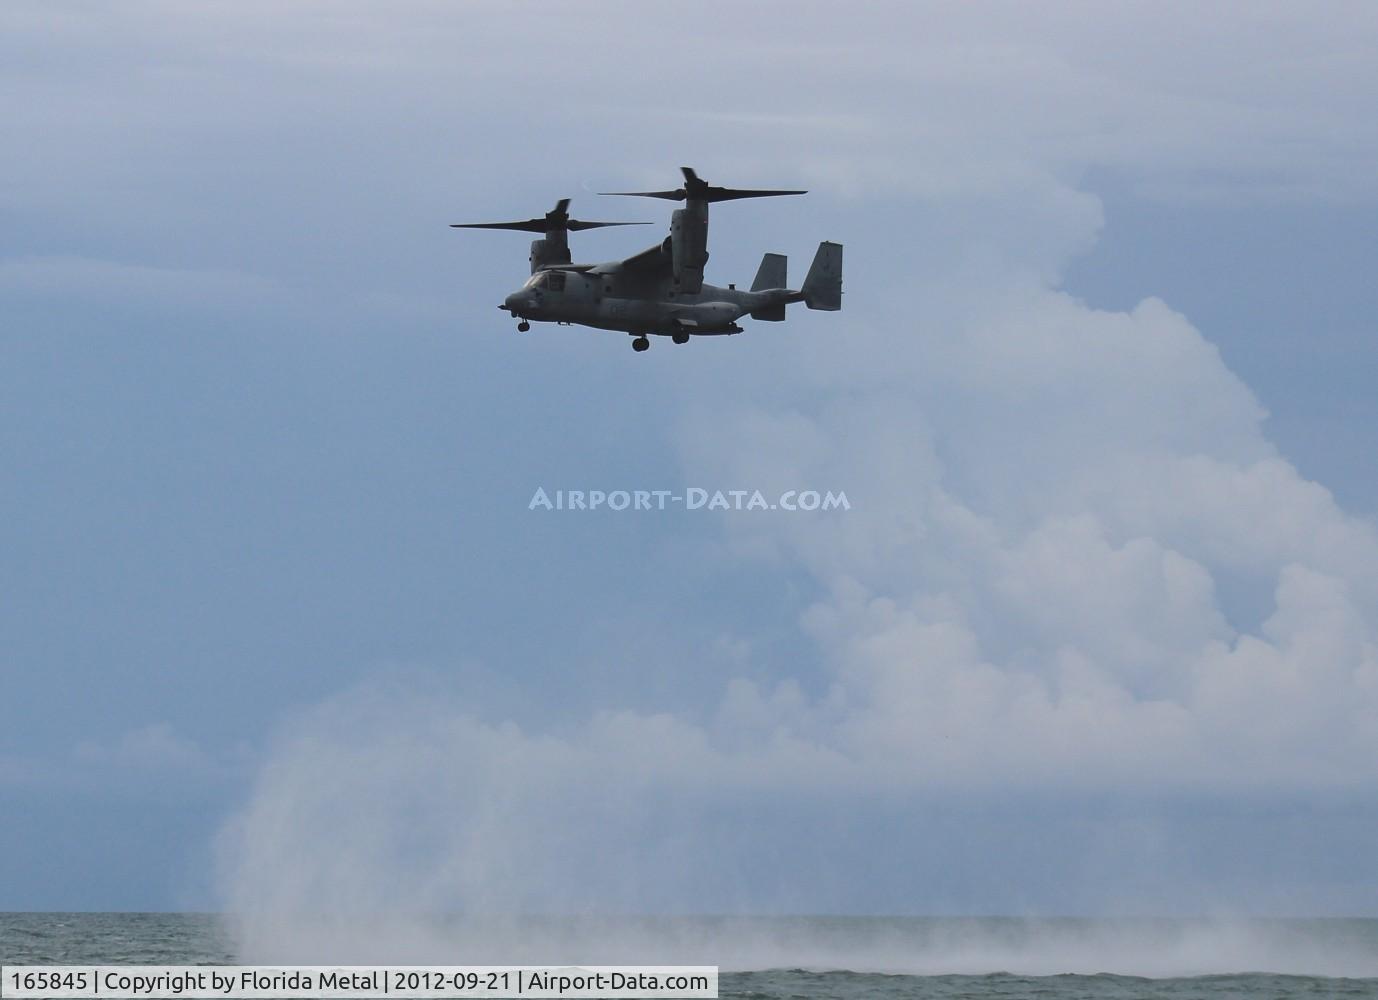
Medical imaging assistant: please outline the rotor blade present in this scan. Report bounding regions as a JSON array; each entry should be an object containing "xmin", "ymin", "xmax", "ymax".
[
  {"xmin": 597, "ymin": 189, "xmax": 687, "ymax": 200},
  {"xmin": 566, "ymin": 220, "xmax": 652, "ymax": 231},
  {"xmin": 449, "ymin": 220, "xmax": 548, "ymax": 232},
  {"xmin": 680, "ymin": 166, "xmax": 804, "ymax": 202},
  {"xmin": 450, "ymin": 218, "xmax": 648, "ymax": 232},
  {"xmin": 598, "ymin": 187, "xmax": 806, "ymax": 202},
  {"xmin": 602, "ymin": 167, "xmax": 806, "ymax": 203},
  {"xmin": 703, "ymin": 187, "xmax": 807, "ymax": 202}
]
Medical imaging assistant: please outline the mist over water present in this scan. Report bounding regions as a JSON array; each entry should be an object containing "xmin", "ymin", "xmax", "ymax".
[
  {"xmin": 219, "ymin": 914, "xmax": 1378, "ymax": 979},
  {"xmin": 216, "ymin": 682, "xmax": 1378, "ymax": 979},
  {"xmin": 214, "ymin": 692, "xmax": 1378, "ymax": 980},
  {"xmin": 6, "ymin": 914, "xmax": 1377, "ymax": 998}
]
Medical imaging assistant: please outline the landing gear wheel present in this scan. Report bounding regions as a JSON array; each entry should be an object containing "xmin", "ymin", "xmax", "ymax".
[
  {"xmin": 517, "ymin": 321, "xmax": 530, "ymax": 333},
  {"xmin": 672, "ymin": 331, "xmax": 690, "ymax": 345},
  {"xmin": 632, "ymin": 336, "xmax": 650, "ymax": 353}
]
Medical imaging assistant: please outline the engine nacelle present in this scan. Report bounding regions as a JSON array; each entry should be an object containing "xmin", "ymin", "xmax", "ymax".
[
  {"xmin": 669, "ymin": 204, "xmax": 708, "ymax": 293},
  {"xmin": 529, "ymin": 234, "xmax": 571, "ymax": 274}
]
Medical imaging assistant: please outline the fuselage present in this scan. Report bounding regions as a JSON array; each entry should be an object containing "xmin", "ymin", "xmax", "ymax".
[{"xmin": 502, "ymin": 267, "xmax": 794, "ymax": 337}]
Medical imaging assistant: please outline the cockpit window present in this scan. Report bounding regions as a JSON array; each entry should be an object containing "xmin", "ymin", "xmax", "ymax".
[{"xmin": 524, "ymin": 271, "xmax": 567, "ymax": 291}]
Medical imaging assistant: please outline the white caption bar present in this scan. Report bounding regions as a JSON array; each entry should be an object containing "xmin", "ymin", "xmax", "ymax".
[{"xmin": 0, "ymin": 967, "xmax": 717, "ymax": 999}]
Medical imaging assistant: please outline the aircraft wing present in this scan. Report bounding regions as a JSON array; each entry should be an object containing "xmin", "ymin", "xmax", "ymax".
[{"xmin": 590, "ymin": 242, "xmax": 670, "ymax": 279}]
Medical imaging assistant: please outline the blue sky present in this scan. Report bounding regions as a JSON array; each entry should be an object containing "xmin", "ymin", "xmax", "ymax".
[{"xmin": 3, "ymin": 3, "xmax": 1378, "ymax": 929}]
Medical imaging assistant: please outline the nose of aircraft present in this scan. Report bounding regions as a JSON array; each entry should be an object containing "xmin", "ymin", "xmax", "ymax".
[{"xmin": 504, "ymin": 289, "xmax": 531, "ymax": 313}]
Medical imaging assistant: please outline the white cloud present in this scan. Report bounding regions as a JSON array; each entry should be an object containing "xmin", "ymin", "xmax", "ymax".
[{"xmin": 667, "ymin": 216, "xmax": 1378, "ymax": 790}]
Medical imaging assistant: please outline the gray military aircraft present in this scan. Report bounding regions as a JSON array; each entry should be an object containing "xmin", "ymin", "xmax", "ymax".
[{"xmin": 452, "ymin": 167, "xmax": 842, "ymax": 352}]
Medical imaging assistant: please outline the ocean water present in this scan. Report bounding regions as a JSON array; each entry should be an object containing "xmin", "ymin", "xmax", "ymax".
[{"xmin": 3, "ymin": 913, "xmax": 1377, "ymax": 999}]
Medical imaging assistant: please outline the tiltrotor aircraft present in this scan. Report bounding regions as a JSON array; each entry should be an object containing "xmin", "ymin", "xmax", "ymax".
[{"xmin": 452, "ymin": 167, "xmax": 842, "ymax": 352}]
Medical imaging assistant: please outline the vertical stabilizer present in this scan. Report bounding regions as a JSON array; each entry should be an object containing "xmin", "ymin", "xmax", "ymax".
[
  {"xmin": 752, "ymin": 252, "xmax": 788, "ymax": 291},
  {"xmin": 751, "ymin": 252, "xmax": 789, "ymax": 320},
  {"xmin": 802, "ymin": 241, "xmax": 842, "ymax": 311}
]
